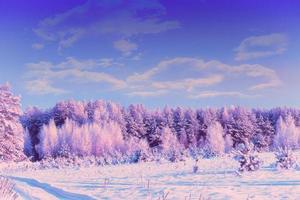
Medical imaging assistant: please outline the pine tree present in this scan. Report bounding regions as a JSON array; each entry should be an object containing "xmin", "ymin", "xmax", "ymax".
[
  {"xmin": 173, "ymin": 107, "xmax": 188, "ymax": 148},
  {"xmin": 0, "ymin": 83, "xmax": 25, "ymax": 161},
  {"xmin": 184, "ymin": 109, "xmax": 198, "ymax": 147},
  {"xmin": 125, "ymin": 104, "xmax": 146, "ymax": 139},
  {"xmin": 144, "ymin": 111, "xmax": 162, "ymax": 148},
  {"xmin": 195, "ymin": 109, "xmax": 207, "ymax": 147},
  {"xmin": 225, "ymin": 107, "xmax": 255, "ymax": 147},
  {"xmin": 252, "ymin": 111, "xmax": 275, "ymax": 151}
]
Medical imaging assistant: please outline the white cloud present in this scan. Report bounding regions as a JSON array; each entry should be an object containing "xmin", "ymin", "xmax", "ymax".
[
  {"xmin": 24, "ymin": 56, "xmax": 282, "ymax": 99},
  {"xmin": 25, "ymin": 57, "xmax": 126, "ymax": 95},
  {"xmin": 98, "ymin": 16, "xmax": 179, "ymax": 37},
  {"xmin": 26, "ymin": 79, "xmax": 67, "ymax": 95},
  {"xmin": 189, "ymin": 91, "xmax": 255, "ymax": 99},
  {"xmin": 98, "ymin": 58, "xmax": 124, "ymax": 68},
  {"xmin": 151, "ymin": 75, "xmax": 223, "ymax": 92},
  {"xmin": 127, "ymin": 57, "xmax": 205, "ymax": 82},
  {"xmin": 235, "ymin": 33, "xmax": 288, "ymax": 61},
  {"xmin": 126, "ymin": 57, "xmax": 281, "ymax": 92},
  {"xmin": 113, "ymin": 40, "xmax": 137, "ymax": 56},
  {"xmin": 32, "ymin": 43, "xmax": 44, "ymax": 50},
  {"xmin": 55, "ymin": 57, "xmax": 122, "ymax": 69}
]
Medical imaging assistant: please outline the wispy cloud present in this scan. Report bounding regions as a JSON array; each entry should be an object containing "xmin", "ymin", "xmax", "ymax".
[
  {"xmin": 151, "ymin": 75, "xmax": 223, "ymax": 92},
  {"xmin": 56, "ymin": 57, "xmax": 123, "ymax": 69},
  {"xmin": 98, "ymin": 16, "xmax": 179, "ymax": 37},
  {"xmin": 25, "ymin": 57, "xmax": 126, "ymax": 95},
  {"xmin": 189, "ymin": 91, "xmax": 256, "ymax": 99},
  {"xmin": 33, "ymin": 0, "xmax": 180, "ymax": 51},
  {"xmin": 27, "ymin": 57, "xmax": 122, "ymax": 71},
  {"xmin": 127, "ymin": 57, "xmax": 205, "ymax": 82},
  {"xmin": 113, "ymin": 39, "xmax": 137, "ymax": 56},
  {"xmin": 24, "ymin": 56, "xmax": 282, "ymax": 99},
  {"xmin": 126, "ymin": 57, "xmax": 281, "ymax": 92},
  {"xmin": 26, "ymin": 79, "xmax": 67, "ymax": 95},
  {"xmin": 127, "ymin": 90, "xmax": 167, "ymax": 97},
  {"xmin": 31, "ymin": 43, "xmax": 44, "ymax": 50},
  {"xmin": 235, "ymin": 33, "xmax": 288, "ymax": 61}
]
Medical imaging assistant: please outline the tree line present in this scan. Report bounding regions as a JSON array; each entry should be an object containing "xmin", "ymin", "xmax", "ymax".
[{"xmin": 1, "ymin": 84, "xmax": 300, "ymax": 162}]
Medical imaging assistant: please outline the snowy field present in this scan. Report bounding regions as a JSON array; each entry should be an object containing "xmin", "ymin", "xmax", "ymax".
[{"xmin": 1, "ymin": 152, "xmax": 300, "ymax": 200}]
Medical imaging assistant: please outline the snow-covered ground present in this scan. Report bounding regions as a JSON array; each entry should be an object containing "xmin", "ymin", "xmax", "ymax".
[{"xmin": 2, "ymin": 152, "xmax": 300, "ymax": 200}]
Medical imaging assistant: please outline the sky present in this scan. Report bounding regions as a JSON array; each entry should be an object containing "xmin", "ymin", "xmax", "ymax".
[{"xmin": 0, "ymin": 0, "xmax": 300, "ymax": 109}]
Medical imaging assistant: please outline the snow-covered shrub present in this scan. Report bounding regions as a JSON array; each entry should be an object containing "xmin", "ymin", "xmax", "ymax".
[
  {"xmin": 125, "ymin": 138, "xmax": 150, "ymax": 163},
  {"xmin": 193, "ymin": 164, "xmax": 199, "ymax": 173},
  {"xmin": 188, "ymin": 145, "xmax": 202, "ymax": 161},
  {"xmin": 275, "ymin": 147, "xmax": 297, "ymax": 170},
  {"xmin": 0, "ymin": 83, "xmax": 25, "ymax": 161},
  {"xmin": 0, "ymin": 176, "xmax": 18, "ymax": 200},
  {"xmin": 274, "ymin": 115, "xmax": 300, "ymax": 149},
  {"xmin": 234, "ymin": 142, "xmax": 262, "ymax": 173}
]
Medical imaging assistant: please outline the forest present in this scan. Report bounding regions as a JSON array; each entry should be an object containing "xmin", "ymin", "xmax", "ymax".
[{"xmin": 1, "ymin": 83, "xmax": 300, "ymax": 163}]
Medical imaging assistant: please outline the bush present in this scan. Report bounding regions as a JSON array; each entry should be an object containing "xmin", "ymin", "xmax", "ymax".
[
  {"xmin": 234, "ymin": 142, "xmax": 262, "ymax": 173},
  {"xmin": 0, "ymin": 177, "xmax": 18, "ymax": 200},
  {"xmin": 275, "ymin": 147, "xmax": 297, "ymax": 170}
]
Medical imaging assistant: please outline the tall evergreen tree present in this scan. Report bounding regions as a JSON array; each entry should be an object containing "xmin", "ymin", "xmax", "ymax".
[
  {"xmin": 184, "ymin": 109, "xmax": 198, "ymax": 147},
  {"xmin": 0, "ymin": 84, "xmax": 25, "ymax": 161}
]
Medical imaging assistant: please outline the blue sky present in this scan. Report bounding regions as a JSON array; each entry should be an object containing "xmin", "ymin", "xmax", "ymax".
[{"xmin": 0, "ymin": 0, "xmax": 300, "ymax": 109}]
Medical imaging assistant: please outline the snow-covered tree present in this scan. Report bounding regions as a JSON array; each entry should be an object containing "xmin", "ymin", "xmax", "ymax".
[
  {"xmin": 162, "ymin": 106, "xmax": 174, "ymax": 130},
  {"xmin": 274, "ymin": 115, "xmax": 300, "ymax": 149},
  {"xmin": 206, "ymin": 122, "xmax": 225, "ymax": 155},
  {"xmin": 125, "ymin": 104, "xmax": 146, "ymax": 139},
  {"xmin": 86, "ymin": 100, "xmax": 108, "ymax": 125},
  {"xmin": 36, "ymin": 119, "xmax": 58, "ymax": 159},
  {"xmin": 184, "ymin": 109, "xmax": 198, "ymax": 147},
  {"xmin": 144, "ymin": 110, "xmax": 166, "ymax": 148},
  {"xmin": 0, "ymin": 83, "xmax": 25, "ymax": 161},
  {"xmin": 225, "ymin": 107, "xmax": 255, "ymax": 147},
  {"xmin": 52, "ymin": 100, "xmax": 87, "ymax": 126},
  {"xmin": 252, "ymin": 111, "xmax": 275, "ymax": 151},
  {"xmin": 160, "ymin": 127, "xmax": 183, "ymax": 161},
  {"xmin": 35, "ymin": 117, "xmax": 130, "ymax": 159},
  {"xmin": 173, "ymin": 107, "xmax": 188, "ymax": 148},
  {"xmin": 21, "ymin": 107, "xmax": 51, "ymax": 159}
]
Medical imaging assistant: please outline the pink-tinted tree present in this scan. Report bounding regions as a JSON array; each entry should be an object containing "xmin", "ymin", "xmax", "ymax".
[{"xmin": 0, "ymin": 83, "xmax": 25, "ymax": 161}]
